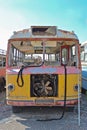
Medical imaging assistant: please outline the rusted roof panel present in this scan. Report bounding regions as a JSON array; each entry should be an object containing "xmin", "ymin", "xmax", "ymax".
[
  {"xmin": 10, "ymin": 26, "xmax": 78, "ymax": 40},
  {"xmin": 57, "ymin": 29, "xmax": 78, "ymax": 39}
]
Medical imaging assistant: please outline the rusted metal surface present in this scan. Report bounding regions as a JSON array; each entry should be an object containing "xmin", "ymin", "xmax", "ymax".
[
  {"xmin": 0, "ymin": 49, "xmax": 6, "ymax": 91},
  {"xmin": 10, "ymin": 26, "xmax": 79, "ymax": 41},
  {"xmin": 0, "ymin": 49, "xmax": 6, "ymax": 67},
  {"xmin": 0, "ymin": 67, "xmax": 6, "ymax": 76},
  {"xmin": 6, "ymin": 99, "xmax": 78, "ymax": 106}
]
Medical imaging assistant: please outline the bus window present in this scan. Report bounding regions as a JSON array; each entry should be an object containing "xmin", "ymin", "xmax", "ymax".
[
  {"xmin": 62, "ymin": 48, "xmax": 68, "ymax": 65},
  {"xmin": 81, "ymin": 44, "xmax": 87, "ymax": 62},
  {"xmin": 8, "ymin": 42, "xmax": 61, "ymax": 67},
  {"xmin": 61, "ymin": 46, "xmax": 69, "ymax": 65},
  {"xmin": 0, "ymin": 49, "xmax": 6, "ymax": 67},
  {"xmin": 56, "ymin": 53, "xmax": 60, "ymax": 62},
  {"xmin": 81, "ymin": 52, "xmax": 84, "ymax": 61},
  {"xmin": 71, "ymin": 46, "xmax": 76, "ymax": 56},
  {"xmin": 8, "ymin": 46, "xmax": 24, "ymax": 66},
  {"xmin": 85, "ymin": 53, "xmax": 87, "ymax": 61},
  {"xmin": 70, "ymin": 45, "xmax": 77, "ymax": 66}
]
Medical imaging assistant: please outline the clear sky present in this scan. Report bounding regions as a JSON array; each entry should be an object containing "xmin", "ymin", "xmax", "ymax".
[{"xmin": 0, "ymin": 0, "xmax": 87, "ymax": 50}]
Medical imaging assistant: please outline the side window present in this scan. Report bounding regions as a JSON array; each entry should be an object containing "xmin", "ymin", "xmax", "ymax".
[
  {"xmin": 8, "ymin": 45, "xmax": 25, "ymax": 66},
  {"xmin": 61, "ymin": 48, "xmax": 68, "ymax": 65},
  {"xmin": 85, "ymin": 53, "xmax": 87, "ymax": 61},
  {"xmin": 81, "ymin": 52, "xmax": 84, "ymax": 61},
  {"xmin": 56, "ymin": 53, "xmax": 60, "ymax": 62}
]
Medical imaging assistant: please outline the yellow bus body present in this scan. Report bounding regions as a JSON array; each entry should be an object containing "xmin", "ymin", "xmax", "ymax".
[{"xmin": 6, "ymin": 73, "xmax": 81, "ymax": 106}]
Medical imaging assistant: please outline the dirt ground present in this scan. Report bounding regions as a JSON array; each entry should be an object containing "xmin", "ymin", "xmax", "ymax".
[{"xmin": 0, "ymin": 91, "xmax": 87, "ymax": 130}]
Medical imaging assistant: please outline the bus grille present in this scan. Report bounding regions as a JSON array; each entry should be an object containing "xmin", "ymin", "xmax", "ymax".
[{"xmin": 30, "ymin": 74, "xmax": 58, "ymax": 97}]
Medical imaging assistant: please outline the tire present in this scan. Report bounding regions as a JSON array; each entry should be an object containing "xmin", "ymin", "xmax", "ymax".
[{"xmin": 12, "ymin": 106, "xmax": 23, "ymax": 113}]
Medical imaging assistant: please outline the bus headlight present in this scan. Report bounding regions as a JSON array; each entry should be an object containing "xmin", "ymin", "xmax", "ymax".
[
  {"xmin": 74, "ymin": 85, "xmax": 78, "ymax": 91},
  {"xmin": 8, "ymin": 84, "xmax": 15, "ymax": 91}
]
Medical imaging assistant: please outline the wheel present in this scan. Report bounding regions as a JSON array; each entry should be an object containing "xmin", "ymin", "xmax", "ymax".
[{"xmin": 12, "ymin": 106, "xmax": 23, "ymax": 113}]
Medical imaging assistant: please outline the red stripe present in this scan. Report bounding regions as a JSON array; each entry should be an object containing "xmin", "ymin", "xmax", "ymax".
[{"xmin": 7, "ymin": 100, "xmax": 78, "ymax": 106}]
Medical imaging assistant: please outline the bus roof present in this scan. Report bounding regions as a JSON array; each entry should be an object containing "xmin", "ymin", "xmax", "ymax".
[{"xmin": 9, "ymin": 26, "xmax": 79, "ymax": 42}]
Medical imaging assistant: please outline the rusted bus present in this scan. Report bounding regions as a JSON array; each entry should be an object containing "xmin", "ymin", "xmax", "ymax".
[
  {"xmin": 81, "ymin": 41, "xmax": 87, "ymax": 91},
  {"xmin": 6, "ymin": 26, "xmax": 81, "ymax": 113},
  {"xmin": 0, "ymin": 49, "xmax": 6, "ymax": 92}
]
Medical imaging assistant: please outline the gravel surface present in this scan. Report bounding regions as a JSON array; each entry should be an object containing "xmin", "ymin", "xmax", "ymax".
[{"xmin": 0, "ymin": 91, "xmax": 87, "ymax": 130}]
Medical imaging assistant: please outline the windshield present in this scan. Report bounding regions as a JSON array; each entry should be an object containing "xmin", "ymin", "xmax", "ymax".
[{"xmin": 8, "ymin": 41, "xmax": 78, "ymax": 67}]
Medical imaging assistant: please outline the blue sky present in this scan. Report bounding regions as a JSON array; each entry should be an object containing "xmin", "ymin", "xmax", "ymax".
[{"xmin": 0, "ymin": 0, "xmax": 87, "ymax": 50}]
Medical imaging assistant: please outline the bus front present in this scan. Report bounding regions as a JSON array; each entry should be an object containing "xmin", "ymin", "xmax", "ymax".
[{"xmin": 6, "ymin": 26, "xmax": 81, "ymax": 112}]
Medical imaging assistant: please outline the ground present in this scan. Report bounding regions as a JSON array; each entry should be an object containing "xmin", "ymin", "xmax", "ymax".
[{"xmin": 0, "ymin": 91, "xmax": 87, "ymax": 130}]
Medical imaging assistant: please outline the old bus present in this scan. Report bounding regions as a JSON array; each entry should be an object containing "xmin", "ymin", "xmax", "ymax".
[
  {"xmin": 0, "ymin": 49, "xmax": 6, "ymax": 92},
  {"xmin": 6, "ymin": 26, "xmax": 81, "ymax": 112},
  {"xmin": 81, "ymin": 41, "xmax": 87, "ymax": 91}
]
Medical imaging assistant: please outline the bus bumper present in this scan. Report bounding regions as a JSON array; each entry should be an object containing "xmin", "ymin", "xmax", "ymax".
[{"xmin": 6, "ymin": 99, "xmax": 78, "ymax": 107}]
